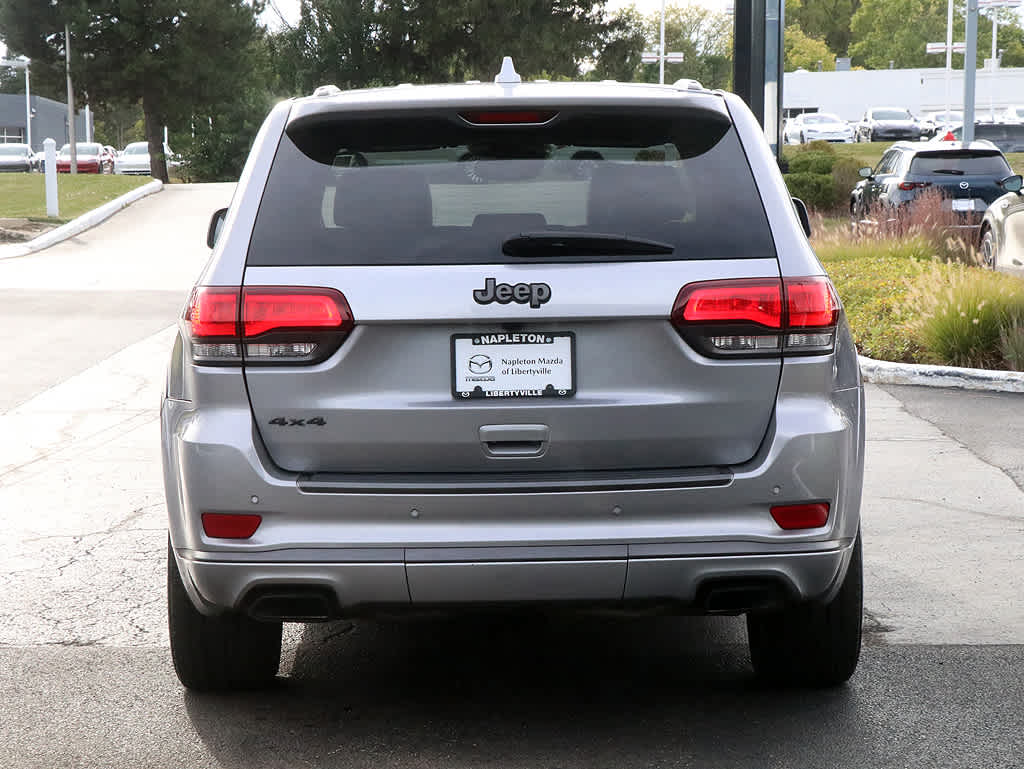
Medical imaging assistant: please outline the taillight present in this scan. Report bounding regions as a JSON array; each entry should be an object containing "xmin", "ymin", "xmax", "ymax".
[
  {"xmin": 898, "ymin": 181, "xmax": 931, "ymax": 191},
  {"xmin": 185, "ymin": 286, "xmax": 354, "ymax": 365},
  {"xmin": 671, "ymin": 276, "xmax": 839, "ymax": 357}
]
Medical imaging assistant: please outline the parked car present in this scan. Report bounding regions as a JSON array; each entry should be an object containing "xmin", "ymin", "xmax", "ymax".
[
  {"xmin": 932, "ymin": 122, "xmax": 1024, "ymax": 153},
  {"xmin": 855, "ymin": 107, "xmax": 922, "ymax": 143},
  {"xmin": 1002, "ymin": 105, "xmax": 1024, "ymax": 123},
  {"xmin": 163, "ymin": 60, "xmax": 866, "ymax": 693},
  {"xmin": 979, "ymin": 174, "xmax": 1024, "ymax": 275},
  {"xmin": 55, "ymin": 142, "xmax": 113, "ymax": 174},
  {"xmin": 783, "ymin": 112, "xmax": 853, "ymax": 144},
  {"xmin": 0, "ymin": 143, "xmax": 35, "ymax": 173},
  {"xmin": 114, "ymin": 140, "xmax": 177, "ymax": 175},
  {"xmin": 850, "ymin": 141, "xmax": 1013, "ymax": 224},
  {"xmin": 918, "ymin": 110, "xmax": 963, "ymax": 139}
]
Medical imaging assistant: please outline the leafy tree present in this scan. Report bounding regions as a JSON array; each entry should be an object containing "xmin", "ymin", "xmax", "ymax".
[
  {"xmin": 784, "ymin": 24, "xmax": 836, "ymax": 71},
  {"xmin": 850, "ymin": 0, "xmax": 1024, "ymax": 70},
  {"xmin": 786, "ymin": 0, "xmax": 862, "ymax": 56},
  {"xmin": 589, "ymin": 4, "xmax": 649, "ymax": 81},
  {"xmin": 636, "ymin": 4, "xmax": 733, "ymax": 89},
  {"xmin": 0, "ymin": 0, "xmax": 265, "ymax": 182},
  {"xmin": 93, "ymin": 100, "xmax": 144, "ymax": 150},
  {"xmin": 275, "ymin": 0, "xmax": 611, "ymax": 95}
]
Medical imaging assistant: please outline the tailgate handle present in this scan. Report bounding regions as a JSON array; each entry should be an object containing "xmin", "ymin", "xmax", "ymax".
[{"xmin": 479, "ymin": 424, "xmax": 549, "ymax": 457}]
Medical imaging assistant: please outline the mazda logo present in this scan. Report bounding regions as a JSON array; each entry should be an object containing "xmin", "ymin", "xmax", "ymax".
[
  {"xmin": 959, "ymin": 181, "xmax": 969, "ymax": 189},
  {"xmin": 468, "ymin": 355, "xmax": 492, "ymax": 374}
]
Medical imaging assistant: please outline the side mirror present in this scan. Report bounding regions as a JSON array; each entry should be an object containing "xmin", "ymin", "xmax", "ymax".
[
  {"xmin": 999, "ymin": 174, "xmax": 1023, "ymax": 194},
  {"xmin": 792, "ymin": 197, "xmax": 812, "ymax": 238},
  {"xmin": 206, "ymin": 207, "xmax": 228, "ymax": 249},
  {"xmin": 858, "ymin": 166, "xmax": 874, "ymax": 179}
]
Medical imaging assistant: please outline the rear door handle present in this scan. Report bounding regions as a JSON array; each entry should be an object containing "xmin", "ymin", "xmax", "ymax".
[{"xmin": 479, "ymin": 424, "xmax": 549, "ymax": 457}]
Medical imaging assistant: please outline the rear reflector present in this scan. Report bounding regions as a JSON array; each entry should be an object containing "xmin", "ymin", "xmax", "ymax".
[
  {"xmin": 202, "ymin": 513, "xmax": 262, "ymax": 539},
  {"xmin": 185, "ymin": 286, "xmax": 354, "ymax": 365},
  {"xmin": 770, "ymin": 503, "xmax": 830, "ymax": 530},
  {"xmin": 671, "ymin": 276, "xmax": 840, "ymax": 357},
  {"xmin": 459, "ymin": 110, "xmax": 558, "ymax": 125}
]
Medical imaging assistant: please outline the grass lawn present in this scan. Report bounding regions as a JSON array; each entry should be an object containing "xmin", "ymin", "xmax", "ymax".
[
  {"xmin": 784, "ymin": 141, "xmax": 1024, "ymax": 175},
  {"xmin": 0, "ymin": 174, "xmax": 151, "ymax": 222}
]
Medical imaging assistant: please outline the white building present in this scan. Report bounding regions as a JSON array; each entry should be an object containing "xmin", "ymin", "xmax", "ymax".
[{"xmin": 783, "ymin": 66, "xmax": 1024, "ymax": 121}]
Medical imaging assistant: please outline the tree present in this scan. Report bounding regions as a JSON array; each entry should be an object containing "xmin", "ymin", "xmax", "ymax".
[
  {"xmin": 274, "ymin": 0, "xmax": 612, "ymax": 95},
  {"xmin": 0, "ymin": 0, "xmax": 265, "ymax": 182},
  {"xmin": 850, "ymin": 0, "xmax": 1024, "ymax": 70},
  {"xmin": 787, "ymin": 0, "xmax": 862, "ymax": 56},
  {"xmin": 631, "ymin": 4, "xmax": 732, "ymax": 89},
  {"xmin": 784, "ymin": 24, "xmax": 836, "ymax": 71},
  {"xmin": 589, "ymin": 4, "xmax": 648, "ymax": 82}
]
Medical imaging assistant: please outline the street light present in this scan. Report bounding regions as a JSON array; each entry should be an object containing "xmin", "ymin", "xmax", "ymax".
[{"xmin": 0, "ymin": 55, "xmax": 32, "ymax": 150}]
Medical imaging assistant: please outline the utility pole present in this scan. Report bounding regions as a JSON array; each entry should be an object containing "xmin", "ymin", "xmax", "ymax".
[
  {"xmin": 659, "ymin": 0, "xmax": 666, "ymax": 85},
  {"xmin": 65, "ymin": 23, "xmax": 77, "ymax": 173},
  {"xmin": 963, "ymin": 0, "xmax": 978, "ymax": 143}
]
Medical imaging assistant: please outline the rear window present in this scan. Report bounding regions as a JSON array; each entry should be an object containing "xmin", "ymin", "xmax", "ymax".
[
  {"xmin": 872, "ymin": 109, "xmax": 911, "ymax": 120},
  {"xmin": 909, "ymin": 151, "xmax": 1011, "ymax": 176},
  {"xmin": 247, "ymin": 108, "xmax": 776, "ymax": 266}
]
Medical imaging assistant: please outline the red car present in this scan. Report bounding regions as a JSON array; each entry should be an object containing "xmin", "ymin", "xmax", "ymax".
[{"xmin": 55, "ymin": 142, "xmax": 114, "ymax": 174}]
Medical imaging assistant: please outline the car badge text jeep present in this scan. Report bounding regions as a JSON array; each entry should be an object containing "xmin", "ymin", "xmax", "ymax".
[{"xmin": 473, "ymin": 277, "xmax": 552, "ymax": 309}]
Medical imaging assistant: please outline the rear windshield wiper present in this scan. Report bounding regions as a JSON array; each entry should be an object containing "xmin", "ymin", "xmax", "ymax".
[
  {"xmin": 931, "ymin": 169, "xmax": 965, "ymax": 175},
  {"xmin": 502, "ymin": 232, "xmax": 675, "ymax": 257}
]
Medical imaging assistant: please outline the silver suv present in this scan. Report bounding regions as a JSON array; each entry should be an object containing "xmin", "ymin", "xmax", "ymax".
[{"xmin": 163, "ymin": 60, "xmax": 865, "ymax": 691}]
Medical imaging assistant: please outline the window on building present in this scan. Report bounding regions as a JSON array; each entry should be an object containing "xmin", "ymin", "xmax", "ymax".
[{"xmin": 0, "ymin": 127, "xmax": 25, "ymax": 144}]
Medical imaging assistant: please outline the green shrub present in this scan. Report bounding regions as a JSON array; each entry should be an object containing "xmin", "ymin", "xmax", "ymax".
[
  {"xmin": 788, "ymin": 152, "xmax": 835, "ymax": 175},
  {"xmin": 831, "ymin": 157, "xmax": 863, "ymax": 211},
  {"xmin": 907, "ymin": 264, "xmax": 1024, "ymax": 368},
  {"xmin": 999, "ymin": 320, "xmax": 1024, "ymax": 371},
  {"xmin": 785, "ymin": 172, "xmax": 838, "ymax": 210},
  {"xmin": 799, "ymin": 140, "xmax": 837, "ymax": 156}
]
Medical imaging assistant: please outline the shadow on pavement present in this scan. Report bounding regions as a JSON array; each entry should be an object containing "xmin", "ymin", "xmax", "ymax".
[{"xmin": 183, "ymin": 613, "xmax": 869, "ymax": 768}]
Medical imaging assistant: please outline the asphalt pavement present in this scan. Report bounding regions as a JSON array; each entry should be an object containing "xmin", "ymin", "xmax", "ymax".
[{"xmin": 0, "ymin": 185, "xmax": 1021, "ymax": 768}]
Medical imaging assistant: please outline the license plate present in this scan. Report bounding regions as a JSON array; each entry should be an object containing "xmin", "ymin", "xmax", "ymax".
[
  {"xmin": 452, "ymin": 332, "xmax": 575, "ymax": 399},
  {"xmin": 952, "ymin": 199, "xmax": 975, "ymax": 211}
]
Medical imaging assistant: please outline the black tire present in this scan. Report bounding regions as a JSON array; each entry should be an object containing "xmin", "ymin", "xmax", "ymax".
[
  {"xmin": 167, "ymin": 541, "xmax": 282, "ymax": 691},
  {"xmin": 747, "ymin": 533, "xmax": 863, "ymax": 687},
  {"xmin": 980, "ymin": 227, "xmax": 996, "ymax": 270}
]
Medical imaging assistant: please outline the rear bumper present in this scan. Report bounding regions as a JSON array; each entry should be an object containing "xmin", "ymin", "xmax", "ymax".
[{"xmin": 174, "ymin": 541, "xmax": 854, "ymax": 617}]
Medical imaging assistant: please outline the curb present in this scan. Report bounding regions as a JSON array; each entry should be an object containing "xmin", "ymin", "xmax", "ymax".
[
  {"xmin": 859, "ymin": 355, "xmax": 1024, "ymax": 393},
  {"xmin": 0, "ymin": 179, "xmax": 163, "ymax": 260}
]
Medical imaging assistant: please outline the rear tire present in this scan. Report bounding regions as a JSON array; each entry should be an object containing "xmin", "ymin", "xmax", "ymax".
[
  {"xmin": 167, "ymin": 541, "xmax": 282, "ymax": 691},
  {"xmin": 980, "ymin": 227, "xmax": 996, "ymax": 270},
  {"xmin": 746, "ymin": 533, "xmax": 863, "ymax": 687}
]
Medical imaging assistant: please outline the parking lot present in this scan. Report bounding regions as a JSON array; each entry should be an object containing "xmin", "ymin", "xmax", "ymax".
[{"xmin": 0, "ymin": 185, "xmax": 1021, "ymax": 767}]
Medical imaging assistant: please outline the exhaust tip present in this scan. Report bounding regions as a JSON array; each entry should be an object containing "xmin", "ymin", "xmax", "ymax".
[
  {"xmin": 698, "ymin": 579, "xmax": 790, "ymax": 614},
  {"xmin": 244, "ymin": 587, "xmax": 337, "ymax": 622}
]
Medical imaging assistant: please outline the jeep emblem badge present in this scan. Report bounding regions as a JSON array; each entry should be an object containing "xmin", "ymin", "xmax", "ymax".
[{"xmin": 473, "ymin": 277, "xmax": 552, "ymax": 309}]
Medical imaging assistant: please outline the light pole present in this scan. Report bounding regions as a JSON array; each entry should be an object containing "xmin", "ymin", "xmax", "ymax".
[
  {"xmin": 659, "ymin": 0, "xmax": 666, "ymax": 86},
  {"xmin": 65, "ymin": 23, "xmax": 77, "ymax": 174},
  {"xmin": 0, "ymin": 56, "xmax": 32, "ymax": 150}
]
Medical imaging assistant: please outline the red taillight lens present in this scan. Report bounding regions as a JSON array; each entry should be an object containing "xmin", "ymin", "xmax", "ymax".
[
  {"xmin": 459, "ymin": 110, "xmax": 558, "ymax": 125},
  {"xmin": 202, "ymin": 513, "xmax": 262, "ymax": 539},
  {"xmin": 897, "ymin": 181, "xmax": 931, "ymax": 191},
  {"xmin": 242, "ymin": 288, "xmax": 352, "ymax": 337},
  {"xmin": 770, "ymin": 503, "xmax": 830, "ymax": 530},
  {"xmin": 672, "ymin": 279, "xmax": 783, "ymax": 329},
  {"xmin": 186, "ymin": 287, "xmax": 239, "ymax": 338},
  {"xmin": 672, "ymin": 277, "xmax": 840, "ymax": 357},
  {"xmin": 184, "ymin": 286, "xmax": 354, "ymax": 365},
  {"xmin": 785, "ymin": 277, "xmax": 839, "ymax": 328}
]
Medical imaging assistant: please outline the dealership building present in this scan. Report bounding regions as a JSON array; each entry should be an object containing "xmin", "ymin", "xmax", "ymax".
[
  {"xmin": 0, "ymin": 93, "xmax": 89, "ymax": 152},
  {"xmin": 784, "ymin": 65, "xmax": 1024, "ymax": 121}
]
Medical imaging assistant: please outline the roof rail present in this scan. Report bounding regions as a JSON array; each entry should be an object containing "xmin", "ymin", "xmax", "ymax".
[
  {"xmin": 311, "ymin": 84, "xmax": 342, "ymax": 97},
  {"xmin": 672, "ymin": 78, "xmax": 704, "ymax": 91}
]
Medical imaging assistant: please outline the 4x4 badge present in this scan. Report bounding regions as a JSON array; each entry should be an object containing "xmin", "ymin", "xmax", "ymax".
[{"xmin": 473, "ymin": 277, "xmax": 551, "ymax": 309}]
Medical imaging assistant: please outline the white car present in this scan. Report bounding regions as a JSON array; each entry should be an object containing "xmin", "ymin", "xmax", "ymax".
[
  {"xmin": 783, "ymin": 113, "xmax": 853, "ymax": 144},
  {"xmin": 114, "ymin": 141, "xmax": 177, "ymax": 175},
  {"xmin": 1002, "ymin": 105, "xmax": 1024, "ymax": 123}
]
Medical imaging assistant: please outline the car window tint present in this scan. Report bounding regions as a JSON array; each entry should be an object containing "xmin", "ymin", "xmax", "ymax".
[
  {"xmin": 247, "ymin": 109, "xmax": 776, "ymax": 266},
  {"xmin": 910, "ymin": 152, "xmax": 1012, "ymax": 175}
]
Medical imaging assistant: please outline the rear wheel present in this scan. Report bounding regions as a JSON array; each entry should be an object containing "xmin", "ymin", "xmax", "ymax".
[
  {"xmin": 746, "ymin": 533, "xmax": 863, "ymax": 687},
  {"xmin": 980, "ymin": 226, "xmax": 996, "ymax": 269},
  {"xmin": 167, "ymin": 541, "xmax": 282, "ymax": 691}
]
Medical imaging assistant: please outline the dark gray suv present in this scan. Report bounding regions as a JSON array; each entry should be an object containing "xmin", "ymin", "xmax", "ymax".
[{"xmin": 162, "ymin": 60, "xmax": 865, "ymax": 692}]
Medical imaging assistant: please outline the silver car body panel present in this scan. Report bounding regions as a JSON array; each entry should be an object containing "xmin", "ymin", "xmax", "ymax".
[
  {"xmin": 162, "ymin": 80, "xmax": 864, "ymax": 616},
  {"xmin": 982, "ymin": 190, "xmax": 1024, "ymax": 276}
]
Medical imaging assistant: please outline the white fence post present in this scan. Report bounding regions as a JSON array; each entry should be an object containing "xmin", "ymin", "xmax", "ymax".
[{"xmin": 44, "ymin": 138, "xmax": 58, "ymax": 218}]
